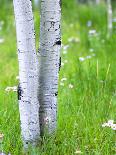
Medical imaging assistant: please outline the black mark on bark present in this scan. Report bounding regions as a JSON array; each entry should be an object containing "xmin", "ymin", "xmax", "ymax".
[
  {"xmin": 18, "ymin": 49, "xmax": 20, "ymax": 53},
  {"xmin": 59, "ymin": 0, "xmax": 62, "ymax": 7},
  {"xmin": 55, "ymin": 92, "xmax": 58, "ymax": 96},
  {"xmin": 17, "ymin": 83, "xmax": 23, "ymax": 100},
  {"xmin": 55, "ymin": 40, "xmax": 61, "ymax": 45},
  {"xmin": 48, "ymin": 21, "xmax": 55, "ymax": 31},
  {"xmin": 59, "ymin": 57, "xmax": 61, "ymax": 72}
]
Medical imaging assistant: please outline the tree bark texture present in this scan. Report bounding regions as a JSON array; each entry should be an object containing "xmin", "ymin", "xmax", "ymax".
[
  {"xmin": 38, "ymin": 0, "xmax": 61, "ymax": 135},
  {"xmin": 13, "ymin": 0, "xmax": 40, "ymax": 148}
]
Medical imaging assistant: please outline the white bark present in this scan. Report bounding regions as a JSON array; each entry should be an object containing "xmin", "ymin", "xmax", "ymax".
[
  {"xmin": 96, "ymin": 0, "xmax": 100, "ymax": 4},
  {"xmin": 107, "ymin": 0, "xmax": 112, "ymax": 37},
  {"xmin": 38, "ymin": 0, "xmax": 61, "ymax": 135},
  {"xmin": 13, "ymin": 0, "xmax": 40, "ymax": 148}
]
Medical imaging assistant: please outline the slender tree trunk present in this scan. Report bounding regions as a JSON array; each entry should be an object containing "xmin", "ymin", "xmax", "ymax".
[
  {"xmin": 13, "ymin": 0, "xmax": 40, "ymax": 148},
  {"xmin": 38, "ymin": 0, "xmax": 61, "ymax": 135},
  {"xmin": 96, "ymin": 0, "xmax": 100, "ymax": 4},
  {"xmin": 107, "ymin": 0, "xmax": 112, "ymax": 37}
]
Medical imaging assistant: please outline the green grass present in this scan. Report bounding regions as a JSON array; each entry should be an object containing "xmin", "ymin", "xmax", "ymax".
[{"xmin": 0, "ymin": 1, "xmax": 116, "ymax": 155}]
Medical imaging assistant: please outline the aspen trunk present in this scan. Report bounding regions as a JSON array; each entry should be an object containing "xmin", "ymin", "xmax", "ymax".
[
  {"xmin": 107, "ymin": 0, "xmax": 112, "ymax": 37},
  {"xmin": 38, "ymin": 0, "xmax": 61, "ymax": 135},
  {"xmin": 13, "ymin": 0, "xmax": 40, "ymax": 148},
  {"xmin": 96, "ymin": 0, "xmax": 100, "ymax": 4}
]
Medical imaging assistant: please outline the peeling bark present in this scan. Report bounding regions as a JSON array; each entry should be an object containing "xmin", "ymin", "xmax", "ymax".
[
  {"xmin": 13, "ymin": 0, "xmax": 40, "ymax": 148},
  {"xmin": 38, "ymin": 0, "xmax": 61, "ymax": 135}
]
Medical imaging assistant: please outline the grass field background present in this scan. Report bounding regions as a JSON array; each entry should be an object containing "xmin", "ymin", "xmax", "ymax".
[{"xmin": 0, "ymin": 1, "xmax": 116, "ymax": 154}]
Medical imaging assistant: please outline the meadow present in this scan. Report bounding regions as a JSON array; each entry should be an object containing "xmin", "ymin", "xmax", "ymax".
[{"xmin": 0, "ymin": 1, "xmax": 116, "ymax": 154}]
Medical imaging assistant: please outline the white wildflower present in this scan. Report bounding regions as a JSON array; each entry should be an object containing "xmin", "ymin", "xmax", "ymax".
[
  {"xmin": 88, "ymin": 29, "xmax": 96, "ymax": 35},
  {"xmin": 16, "ymin": 76, "xmax": 19, "ymax": 80},
  {"xmin": 87, "ymin": 20, "xmax": 92, "ymax": 27},
  {"xmin": 0, "ymin": 38, "xmax": 4, "ymax": 44},
  {"xmin": 68, "ymin": 37, "xmax": 73, "ymax": 42},
  {"xmin": 107, "ymin": 120, "xmax": 114, "ymax": 126},
  {"xmin": 5, "ymin": 86, "xmax": 17, "ymax": 92},
  {"xmin": 102, "ymin": 123, "xmax": 108, "ymax": 127},
  {"xmin": 111, "ymin": 124, "xmax": 116, "ymax": 130},
  {"xmin": 0, "ymin": 152, "xmax": 9, "ymax": 155},
  {"xmin": 86, "ymin": 55, "xmax": 92, "ymax": 59},
  {"xmin": 62, "ymin": 45, "xmax": 69, "ymax": 50},
  {"xmin": 61, "ymin": 44, "xmax": 64, "ymax": 48},
  {"xmin": 64, "ymin": 60, "xmax": 68, "ymax": 63},
  {"xmin": 5, "ymin": 87, "xmax": 12, "ymax": 92},
  {"xmin": 89, "ymin": 48, "xmax": 94, "ymax": 52},
  {"xmin": 79, "ymin": 57, "xmax": 85, "ymax": 62},
  {"xmin": 102, "ymin": 120, "xmax": 116, "ymax": 131},
  {"xmin": 61, "ymin": 62, "xmax": 64, "ymax": 66},
  {"xmin": 60, "ymin": 82, "xmax": 64, "ymax": 86},
  {"xmin": 74, "ymin": 38, "xmax": 80, "ymax": 43},
  {"xmin": 69, "ymin": 84, "xmax": 74, "ymax": 89},
  {"xmin": 68, "ymin": 37, "xmax": 80, "ymax": 43},
  {"xmin": 12, "ymin": 86, "xmax": 17, "ymax": 92},
  {"xmin": 61, "ymin": 77, "xmax": 67, "ymax": 82},
  {"xmin": 75, "ymin": 150, "xmax": 82, "ymax": 154},
  {"xmin": 63, "ymin": 50, "xmax": 67, "ymax": 54}
]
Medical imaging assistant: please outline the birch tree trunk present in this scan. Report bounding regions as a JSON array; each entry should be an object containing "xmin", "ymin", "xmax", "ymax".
[
  {"xmin": 38, "ymin": 0, "xmax": 61, "ymax": 135},
  {"xmin": 96, "ymin": 0, "xmax": 100, "ymax": 4},
  {"xmin": 13, "ymin": 0, "xmax": 40, "ymax": 148},
  {"xmin": 107, "ymin": 0, "xmax": 112, "ymax": 37}
]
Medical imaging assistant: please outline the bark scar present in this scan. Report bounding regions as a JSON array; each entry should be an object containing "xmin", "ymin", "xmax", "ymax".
[
  {"xmin": 59, "ymin": 57, "xmax": 61, "ymax": 72},
  {"xmin": 55, "ymin": 40, "xmax": 61, "ymax": 45},
  {"xmin": 55, "ymin": 92, "xmax": 58, "ymax": 96},
  {"xmin": 59, "ymin": 0, "xmax": 62, "ymax": 7},
  {"xmin": 17, "ymin": 83, "xmax": 23, "ymax": 100}
]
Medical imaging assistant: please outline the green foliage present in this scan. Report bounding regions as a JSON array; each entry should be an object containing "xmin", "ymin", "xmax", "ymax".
[{"xmin": 0, "ymin": 1, "xmax": 116, "ymax": 155}]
